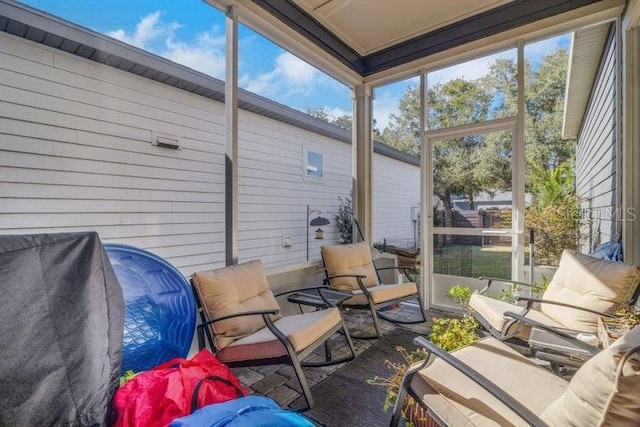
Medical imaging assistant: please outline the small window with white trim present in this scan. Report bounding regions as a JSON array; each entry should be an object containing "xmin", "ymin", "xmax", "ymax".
[{"xmin": 305, "ymin": 150, "xmax": 324, "ymax": 178}]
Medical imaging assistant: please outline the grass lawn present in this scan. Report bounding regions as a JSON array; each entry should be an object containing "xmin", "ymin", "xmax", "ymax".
[{"xmin": 434, "ymin": 244, "xmax": 513, "ymax": 279}]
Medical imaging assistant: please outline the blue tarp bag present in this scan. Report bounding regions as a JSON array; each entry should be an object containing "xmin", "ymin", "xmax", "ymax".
[
  {"xmin": 590, "ymin": 241, "xmax": 623, "ymax": 262},
  {"xmin": 169, "ymin": 396, "xmax": 315, "ymax": 427}
]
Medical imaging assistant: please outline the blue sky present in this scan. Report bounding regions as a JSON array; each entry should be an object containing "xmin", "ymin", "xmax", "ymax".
[{"xmin": 19, "ymin": 0, "xmax": 570, "ymax": 130}]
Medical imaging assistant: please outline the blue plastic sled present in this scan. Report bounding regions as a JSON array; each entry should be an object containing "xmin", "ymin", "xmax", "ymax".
[{"xmin": 104, "ymin": 243, "xmax": 196, "ymax": 374}]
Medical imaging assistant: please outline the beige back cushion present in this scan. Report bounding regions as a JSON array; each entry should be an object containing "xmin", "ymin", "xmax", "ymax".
[
  {"xmin": 542, "ymin": 250, "xmax": 640, "ymax": 331},
  {"xmin": 541, "ymin": 326, "xmax": 640, "ymax": 426},
  {"xmin": 321, "ymin": 242, "xmax": 379, "ymax": 292},
  {"xmin": 192, "ymin": 260, "xmax": 281, "ymax": 349}
]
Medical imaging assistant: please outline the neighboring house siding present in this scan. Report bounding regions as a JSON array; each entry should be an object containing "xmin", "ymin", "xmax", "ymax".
[
  {"xmin": 237, "ymin": 111, "xmax": 352, "ymax": 265},
  {"xmin": 576, "ymin": 29, "xmax": 618, "ymax": 253},
  {"xmin": 0, "ymin": 33, "xmax": 226, "ymax": 274},
  {"xmin": 373, "ymin": 155, "xmax": 420, "ymax": 246},
  {"xmin": 0, "ymin": 32, "xmax": 422, "ymax": 271}
]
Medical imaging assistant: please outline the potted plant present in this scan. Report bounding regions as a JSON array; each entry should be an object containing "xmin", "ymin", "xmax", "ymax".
[{"xmin": 369, "ymin": 285, "xmax": 479, "ymax": 426}]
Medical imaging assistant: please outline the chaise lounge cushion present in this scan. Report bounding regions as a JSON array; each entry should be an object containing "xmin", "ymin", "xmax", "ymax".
[
  {"xmin": 469, "ymin": 293, "xmax": 565, "ymax": 340},
  {"xmin": 192, "ymin": 260, "xmax": 281, "ymax": 349},
  {"xmin": 541, "ymin": 326, "xmax": 640, "ymax": 426},
  {"xmin": 541, "ymin": 250, "xmax": 640, "ymax": 332},
  {"xmin": 411, "ymin": 337, "xmax": 568, "ymax": 426},
  {"xmin": 322, "ymin": 242, "xmax": 379, "ymax": 291}
]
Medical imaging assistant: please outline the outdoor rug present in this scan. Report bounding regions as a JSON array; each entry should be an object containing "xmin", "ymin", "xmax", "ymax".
[{"xmin": 293, "ymin": 327, "xmax": 422, "ymax": 427}]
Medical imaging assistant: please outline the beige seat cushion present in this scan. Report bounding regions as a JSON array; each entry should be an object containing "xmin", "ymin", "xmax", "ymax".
[
  {"xmin": 192, "ymin": 260, "xmax": 281, "ymax": 349},
  {"xmin": 541, "ymin": 326, "xmax": 640, "ymax": 426},
  {"xmin": 216, "ymin": 307, "xmax": 342, "ymax": 363},
  {"xmin": 321, "ymin": 242, "xmax": 379, "ymax": 291},
  {"xmin": 411, "ymin": 337, "xmax": 568, "ymax": 426},
  {"xmin": 542, "ymin": 250, "xmax": 640, "ymax": 332},
  {"xmin": 344, "ymin": 282, "xmax": 417, "ymax": 306},
  {"xmin": 469, "ymin": 293, "xmax": 564, "ymax": 340}
]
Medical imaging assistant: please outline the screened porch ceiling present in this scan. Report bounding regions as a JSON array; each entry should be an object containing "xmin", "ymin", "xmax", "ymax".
[{"xmin": 206, "ymin": 0, "xmax": 623, "ymax": 85}]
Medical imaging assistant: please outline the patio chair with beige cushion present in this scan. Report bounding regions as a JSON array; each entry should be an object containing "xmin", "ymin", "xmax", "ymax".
[
  {"xmin": 321, "ymin": 242, "xmax": 425, "ymax": 339},
  {"xmin": 391, "ymin": 325, "xmax": 640, "ymax": 427},
  {"xmin": 191, "ymin": 260, "xmax": 356, "ymax": 409},
  {"xmin": 469, "ymin": 249, "xmax": 640, "ymax": 366}
]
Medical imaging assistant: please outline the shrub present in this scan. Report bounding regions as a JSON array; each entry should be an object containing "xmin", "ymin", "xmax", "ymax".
[
  {"xmin": 334, "ymin": 194, "xmax": 353, "ymax": 244},
  {"xmin": 525, "ymin": 162, "xmax": 580, "ymax": 265}
]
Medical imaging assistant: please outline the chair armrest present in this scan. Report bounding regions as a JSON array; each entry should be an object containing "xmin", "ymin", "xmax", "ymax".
[
  {"xmin": 503, "ymin": 312, "xmax": 600, "ymax": 355},
  {"xmin": 477, "ymin": 276, "xmax": 533, "ymax": 295},
  {"xmin": 324, "ymin": 274, "xmax": 372, "ymax": 300},
  {"xmin": 413, "ymin": 336, "xmax": 549, "ymax": 427},
  {"xmin": 376, "ymin": 266, "xmax": 414, "ymax": 282},
  {"xmin": 325, "ymin": 274, "xmax": 366, "ymax": 281},
  {"xmin": 196, "ymin": 309, "xmax": 280, "ymax": 350},
  {"xmin": 514, "ymin": 297, "xmax": 615, "ymax": 318},
  {"xmin": 202, "ymin": 309, "xmax": 280, "ymax": 326}
]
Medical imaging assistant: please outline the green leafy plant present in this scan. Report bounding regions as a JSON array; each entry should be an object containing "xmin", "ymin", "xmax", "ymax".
[
  {"xmin": 428, "ymin": 315, "xmax": 479, "ymax": 352},
  {"xmin": 334, "ymin": 193, "xmax": 353, "ymax": 244},
  {"xmin": 525, "ymin": 162, "xmax": 580, "ymax": 266},
  {"xmin": 446, "ymin": 284, "xmax": 473, "ymax": 308},
  {"xmin": 491, "ymin": 274, "xmax": 550, "ymax": 304}
]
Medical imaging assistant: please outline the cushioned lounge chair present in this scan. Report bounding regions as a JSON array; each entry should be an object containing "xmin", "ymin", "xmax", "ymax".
[
  {"xmin": 391, "ymin": 325, "xmax": 640, "ymax": 427},
  {"xmin": 191, "ymin": 260, "xmax": 355, "ymax": 409},
  {"xmin": 469, "ymin": 249, "xmax": 640, "ymax": 366},
  {"xmin": 321, "ymin": 242, "xmax": 425, "ymax": 339}
]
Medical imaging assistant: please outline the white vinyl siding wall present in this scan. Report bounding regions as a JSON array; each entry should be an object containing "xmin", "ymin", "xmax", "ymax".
[
  {"xmin": 373, "ymin": 155, "xmax": 420, "ymax": 245},
  {"xmin": 0, "ymin": 31, "xmax": 422, "ymax": 271},
  {"xmin": 576, "ymin": 29, "xmax": 618, "ymax": 253},
  {"xmin": 237, "ymin": 112, "xmax": 352, "ymax": 265},
  {"xmin": 0, "ymin": 33, "xmax": 226, "ymax": 275}
]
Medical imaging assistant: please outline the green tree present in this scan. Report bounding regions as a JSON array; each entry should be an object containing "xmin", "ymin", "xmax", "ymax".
[
  {"xmin": 306, "ymin": 106, "xmax": 352, "ymax": 130},
  {"xmin": 377, "ymin": 48, "xmax": 574, "ymax": 213},
  {"xmin": 379, "ymin": 85, "xmax": 422, "ymax": 156},
  {"xmin": 525, "ymin": 49, "xmax": 574, "ymax": 170},
  {"xmin": 378, "ymin": 78, "xmax": 508, "ymax": 211}
]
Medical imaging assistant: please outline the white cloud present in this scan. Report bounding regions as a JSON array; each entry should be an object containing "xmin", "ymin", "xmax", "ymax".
[
  {"xmin": 240, "ymin": 52, "xmax": 324, "ymax": 98},
  {"xmin": 107, "ymin": 11, "xmax": 180, "ymax": 49},
  {"xmin": 107, "ymin": 12, "xmax": 225, "ymax": 79},
  {"xmin": 373, "ymin": 89, "xmax": 403, "ymax": 130},
  {"xmin": 323, "ymin": 106, "xmax": 351, "ymax": 118}
]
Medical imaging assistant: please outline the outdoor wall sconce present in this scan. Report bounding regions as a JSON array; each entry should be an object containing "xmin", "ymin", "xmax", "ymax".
[{"xmin": 307, "ymin": 205, "xmax": 330, "ymax": 261}]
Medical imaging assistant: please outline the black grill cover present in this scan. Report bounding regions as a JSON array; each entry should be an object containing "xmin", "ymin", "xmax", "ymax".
[{"xmin": 0, "ymin": 232, "xmax": 125, "ymax": 426}]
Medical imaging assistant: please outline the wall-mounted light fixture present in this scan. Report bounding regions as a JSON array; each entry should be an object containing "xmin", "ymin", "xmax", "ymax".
[{"xmin": 307, "ymin": 205, "xmax": 330, "ymax": 261}]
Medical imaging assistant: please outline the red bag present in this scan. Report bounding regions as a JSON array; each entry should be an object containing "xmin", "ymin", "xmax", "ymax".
[{"xmin": 112, "ymin": 349, "xmax": 248, "ymax": 427}]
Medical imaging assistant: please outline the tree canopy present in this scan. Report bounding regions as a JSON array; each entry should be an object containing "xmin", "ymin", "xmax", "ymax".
[
  {"xmin": 375, "ymin": 48, "xmax": 574, "ymax": 209},
  {"xmin": 304, "ymin": 48, "xmax": 573, "ymax": 212}
]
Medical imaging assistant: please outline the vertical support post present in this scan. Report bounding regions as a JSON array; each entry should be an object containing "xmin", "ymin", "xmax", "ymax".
[
  {"xmin": 615, "ymin": 18, "xmax": 623, "ymax": 245},
  {"xmin": 623, "ymin": 23, "xmax": 640, "ymax": 264},
  {"xmin": 225, "ymin": 5, "xmax": 239, "ymax": 266},
  {"xmin": 420, "ymin": 71, "xmax": 430, "ymax": 310},
  {"xmin": 513, "ymin": 40, "xmax": 526, "ymax": 283},
  {"xmin": 352, "ymin": 84, "xmax": 373, "ymax": 242}
]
